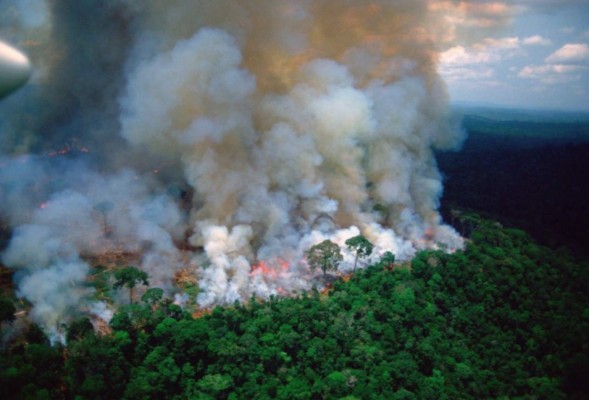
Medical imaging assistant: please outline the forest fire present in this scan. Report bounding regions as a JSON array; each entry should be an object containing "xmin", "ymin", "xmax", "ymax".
[
  {"xmin": 0, "ymin": 0, "xmax": 469, "ymax": 340},
  {"xmin": 4, "ymin": 2, "xmax": 588, "ymax": 399},
  {"xmin": 192, "ymin": 308, "xmax": 211, "ymax": 319},
  {"xmin": 84, "ymin": 249, "xmax": 141, "ymax": 271},
  {"xmin": 249, "ymin": 259, "xmax": 290, "ymax": 278},
  {"xmin": 46, "ymin": 143, "xmax": 90, "ymax": 157}
]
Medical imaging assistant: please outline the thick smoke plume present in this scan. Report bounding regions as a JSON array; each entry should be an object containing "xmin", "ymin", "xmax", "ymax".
[{"xmin": 0, "ymin": 1, "xmax": 508, "ymax": 340}]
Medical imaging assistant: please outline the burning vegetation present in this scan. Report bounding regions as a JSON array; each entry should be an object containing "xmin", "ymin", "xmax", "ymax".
[
  {"xmin": 2, "ymin": 3, "xmax": 588, "ymax": 399},
  {"xmin": 0, "ymin": 0, "xmax": 515, "ymax": 341}
]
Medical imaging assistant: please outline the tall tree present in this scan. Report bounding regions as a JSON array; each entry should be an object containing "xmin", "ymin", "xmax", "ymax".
[
  {"xmin": 114, "ymin": 266, "xmax": 149, "ymax": 304},
  {"xmin": 345, "ymin": 235, "xmax": 374, "ymax": 273},
  {"xmin": 306, "ymin": 240, "xmax": 343, "ymax": 277},
  {"xmin": 381, "ymin": 251, "xmax": 396, "ymax": 270},
  {"xmin": 94, "ymin": 201, "xmax": 114, "ymax": 237}
]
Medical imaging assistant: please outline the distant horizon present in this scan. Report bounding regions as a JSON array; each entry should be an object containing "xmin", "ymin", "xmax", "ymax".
[{"xmin": 450, "ymin": 100, "xmax": 589, "ymax": 115}]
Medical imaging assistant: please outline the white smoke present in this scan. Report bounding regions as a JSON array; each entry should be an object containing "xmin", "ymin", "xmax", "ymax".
[
  {"xmin": 0, "ymin": 1, "xmax": 514, "ymax": 339},
  {"xmin": 118, "ymin": 18, "xmax": 464, "ymax": 307},
  {"xmin": 1, "ymin": 166, "xmax": 185, "ymax": 340}
]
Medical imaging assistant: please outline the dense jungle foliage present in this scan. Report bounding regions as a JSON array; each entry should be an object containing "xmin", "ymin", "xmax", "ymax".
[
  {"xmin": 438, "ymin": 116, "xmax": 589, "ymax": 258},
  {"xmin": 1, "ymin": 216, "xmax": 589, "ymax": 399},
  {"xmin": 2, "ymin": 112, "xmax": 589, "ymax": 399}
]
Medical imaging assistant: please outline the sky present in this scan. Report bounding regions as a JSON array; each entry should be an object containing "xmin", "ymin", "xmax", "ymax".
[
  {"xmin": 1, "ymin": 1, "xmax": 588, "ymax": 112},
  {"xmin": 439, "ymin": 0, "xmax": 589, "ymax": 111}
]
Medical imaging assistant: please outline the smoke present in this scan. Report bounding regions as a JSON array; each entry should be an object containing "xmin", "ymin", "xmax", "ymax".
[
  {"xmin": 0, "ymin": 1, "xmax": 512, "ymax": 339},
  {"xmin": 1, "ymin": 164, "xmax": 186, "ymax": 340}
]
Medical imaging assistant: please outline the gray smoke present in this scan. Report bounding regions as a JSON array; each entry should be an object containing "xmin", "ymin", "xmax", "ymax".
[{"xmin": 0, "ymin": 1, "xmax": 510, "ymax": 340}]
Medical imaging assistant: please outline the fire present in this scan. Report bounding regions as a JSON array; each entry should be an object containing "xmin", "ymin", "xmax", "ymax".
[
  {"xmin": 277, "ymin": 258, "xmax": 289, "ymax": 272},
  {"xmin": 249, "ymin": 260, "xmax": 274, "ymax": 277},
  {"xmin": 192, "ymin": 308, "xmax": 211, "ymax": 319},
  {"xmin": 46, "ymin": 142, "xmax": 90, "ymax": 157},
  {"xmin": 47, "ymin": 147, "xmax": 70, "ymax": 157},
  {"xmin": 249, "ymin": 258, "xmax": 290, "ymax": 278}
]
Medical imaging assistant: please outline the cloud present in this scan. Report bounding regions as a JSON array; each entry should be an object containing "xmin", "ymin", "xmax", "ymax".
[
  {"xmin": 439, "ymin": 36, "xmax": 521, "ymax": 83},
  {"xmin": 441, "ymin": 37, "xmax": 520, "ymax": 65},
  {"xmin": 480, "ymin": 37, "xmax": 520, "ymax": 50},
  {"xmin": 519, "ymin": 63, "xmax": 588, "ymax": 84},
  {"xmin": 546, "ymin": 43, "xmax": 589, "ymax": 65},
  {"xmin": 523, "ymin": 35, "xmax": 552, "ymax": 46},
  {"xmin": 430, "ymin": 1, "xmax": 514, "ymax": 28},
  {"xmin": 519, "ymin": 43, "xmax": 589, "ymax": 85},
  {"xmin": 440, "ymin": 65, "xmax": 494, "ymax": 83},
  {"xmin": 439, "ymin": 46, "xmax": 489, "ymax": 83},
  {"xmin": 520, "ymin": 64, "xmax": 583, "ymax": 77},
  {"xmin": 428, "ymin": 1, "xmax": 516, "ymax": 43},
  {"xmin": 440, "ymin": 45, "xmax": 492, "ymax": 65}
]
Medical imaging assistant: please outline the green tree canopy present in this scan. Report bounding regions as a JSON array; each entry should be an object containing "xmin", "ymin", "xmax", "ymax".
[
  {"xmin": 114, "ymin": 266, "xmax": 149, "ymax": 304},
  {"xmin": 141, "ymin": 288, "xmax": 164, "ymax": 306},
  {"xmin": 345, "ymin": 235, "xmax": 374, "ymax": 272},
  {"xmin": 306, "ymin": 240, "xmax": 343, "ymax": 277},
  {"xmin": 2, "ymin": 216, "xmax": 589, "ymax": 399},
  {"xmin": 381, "ymin": 251, "xmax": 396, "ymax": 269}
]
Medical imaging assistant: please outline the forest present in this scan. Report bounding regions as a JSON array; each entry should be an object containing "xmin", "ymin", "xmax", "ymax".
[
  {"xmin": 438, "ymin": 113, "xmax": 589, "ymax": 257},
  {"xmin": 1, "ymin": 111, "xmax": 589, "ymax": 399}
]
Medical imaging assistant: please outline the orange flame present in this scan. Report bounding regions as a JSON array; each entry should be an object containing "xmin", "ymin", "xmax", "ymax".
[
  {"xmin": 249, "ymin": 258, "xmax": 290, "ymax": 278},
  {"xmin": 47, "ymin": 147, "xmax": 70, "ymax": 157},
  {"xmin": 192, "ymin": 308, "xmax": 211, "ymax": 319},
  {"xmin": 47, "ymin": 144, "xmax": 90, "ymax": 157}
]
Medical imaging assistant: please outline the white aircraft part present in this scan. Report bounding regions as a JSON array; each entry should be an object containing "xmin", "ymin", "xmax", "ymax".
[{"xmin": 0, "ymin": 41, "xmax": 32, "ymax": 99}]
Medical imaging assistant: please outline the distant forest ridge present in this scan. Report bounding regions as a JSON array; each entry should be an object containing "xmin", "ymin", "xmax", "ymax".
[
  {"xmin": 452, "ymin": 104, "xmax": 589, "ymax": 123},
  {"xmin": 438, "ymin": 112, "xmax": 589, "ymax": 258},
  {"xmin": 461, "ymin": 116, "xmax": 589, "ymax": 145}
]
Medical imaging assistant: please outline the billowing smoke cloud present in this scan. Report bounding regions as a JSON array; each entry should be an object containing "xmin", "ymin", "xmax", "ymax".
[
  {"xmin": 0, "ymin": 1, "xmax": 511, "ymax": 340},
  {"xmin": 119, "ymin": 2, "xmax": 466, "ymax": 307},
  {"xmin": 1, "ymin": 162, "xmax": 186, "ymax": 341}
]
